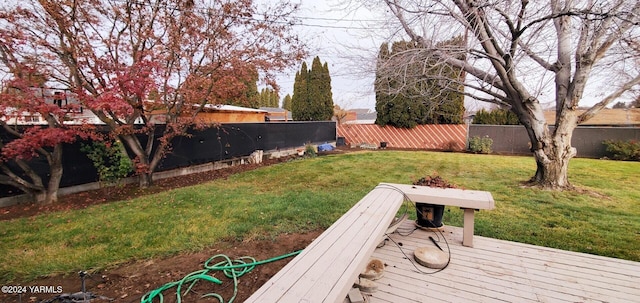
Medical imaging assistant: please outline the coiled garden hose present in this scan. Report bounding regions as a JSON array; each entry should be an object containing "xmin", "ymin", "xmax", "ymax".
[{"xmin": 140, "ymin": 250, "xmax": 302, "ymax": 303}]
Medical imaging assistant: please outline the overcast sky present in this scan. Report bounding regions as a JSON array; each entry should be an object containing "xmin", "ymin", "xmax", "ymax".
[
  {"xmin": 274, "ymin": 0, "xmax": 387, "ymax": 111},
  {"xmin": 4, "ymin": 0, "xmax": 631, "ymax": 111},
  {"xmin": 275, "ymin": 0, "xmax": 493, "ymax": 112},
  {"xmin": 274, "ymin": 0, "xmax": 637, "ymax": 112}
]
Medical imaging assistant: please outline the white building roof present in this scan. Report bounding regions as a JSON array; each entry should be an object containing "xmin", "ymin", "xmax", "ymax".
[{"xmin": 203, "ymin": 104, "xmax": 267, "ymax": 113}]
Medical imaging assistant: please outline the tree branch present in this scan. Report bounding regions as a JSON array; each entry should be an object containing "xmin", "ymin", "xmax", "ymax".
[{"xmin": 578, "ymin": 73, "xmax": 640, "ymax": 124}]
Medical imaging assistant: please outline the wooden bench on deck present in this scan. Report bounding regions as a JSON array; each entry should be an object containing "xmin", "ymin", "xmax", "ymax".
[
  {"xmin": 380, "ymin": 182, "xmax": 495, "ymax": 247},
  {"xmin": 245, "ymin": 183, "xmax": 495, "ymax": 303}
]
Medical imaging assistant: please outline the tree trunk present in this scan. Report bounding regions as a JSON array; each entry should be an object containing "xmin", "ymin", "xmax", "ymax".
[
  {"xmin": 24, "ymin": 145, "xmax": 64, "ymax": 205},
  {"xmin": 38, "ymin": 144, "xmax": 65, "ymax": 204},
  {"xmin": 26, "ymin": 183, "xmax": 57, "ymax": 205},
  {"xmin": 139, "ymin": 172, "xmax": 152, "ymax": 188},
  {"xmin": 522, "ymin": 110, "xmax": 577, "ymax": 190},
  {"xmin": 42, "ymin": 170, "xmax": 62, "ymax": 204},
  {"xmin": 119, "ymin": 134, "xmax": 154, "ymax": 188},
  {"xmin": 530, "ymin": 147, "xmax": 573, "ymax": 189}
]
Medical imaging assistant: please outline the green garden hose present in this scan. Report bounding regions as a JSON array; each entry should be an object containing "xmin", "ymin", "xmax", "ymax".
[{"xmin": 140, "ymin": 250, "xmax": 302, "ymax": 303}]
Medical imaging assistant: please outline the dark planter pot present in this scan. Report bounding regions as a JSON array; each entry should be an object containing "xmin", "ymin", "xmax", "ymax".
[{"xmin": 415, "ymin": 202, "xmax": 445, "ymax": 228}]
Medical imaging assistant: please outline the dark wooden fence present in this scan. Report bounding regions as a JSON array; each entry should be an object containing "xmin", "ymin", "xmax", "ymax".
[
  {"xmin": 0, "ymin": 122, "xmax": 336, "ymax": 199},
  {"xmin": 469, "ymin": 125, "xmax": 640, "ymax": 158}
]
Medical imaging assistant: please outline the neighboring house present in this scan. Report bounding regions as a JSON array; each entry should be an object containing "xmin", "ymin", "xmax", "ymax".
[
  {"xmin": 544, "ymin": 108, "xmax": 640, "ymax": 126},
  {"xmin": 196, "ymin": 104, "xmax": 267, "ymax": 123},
  {"xmin": 260, "ymin": 107, "xmax": 292, "ymax": 122},
  {"xmin": 2, "ymin": 87, "xmax": 271, "ymax": 125},
  {"xmin": 343, "ymin": 108, "xmax": 377, "ymax": 124},
  {"xmin": 1, "ymin": 87, "xmax": 103, "ymax": 125}
]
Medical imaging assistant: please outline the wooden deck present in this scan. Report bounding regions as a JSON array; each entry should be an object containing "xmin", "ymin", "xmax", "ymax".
[
  {"xmin": 368, "ymin": 220, "xmax": 640, "ymax": 303},
  {"xmin": 245, "ymin": 186, "xmax": 406, "ymax": 303}
]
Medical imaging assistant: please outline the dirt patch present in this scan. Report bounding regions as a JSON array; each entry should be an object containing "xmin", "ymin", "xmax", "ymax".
[
  {"xmin": 0, "ymin": 231, "xmax": 322, "ymax": 303},
  {"xmin": 412, "ymin": 175, "xmax": 459, "ymax": 188}
]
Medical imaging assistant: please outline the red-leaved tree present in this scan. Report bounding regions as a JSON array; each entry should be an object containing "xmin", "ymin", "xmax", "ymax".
[
  {"xmin": 1, "ymin": 0, "xmax": 305, "ymax": 188},
  {"xmin": 0, "ymin": 66, "xmax": 95, "ymax": 204}
]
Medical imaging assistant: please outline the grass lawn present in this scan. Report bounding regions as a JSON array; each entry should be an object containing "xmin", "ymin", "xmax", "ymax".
[{"xmin": 1, "ymin": 150, "xmax": 639, "ymax": 283}]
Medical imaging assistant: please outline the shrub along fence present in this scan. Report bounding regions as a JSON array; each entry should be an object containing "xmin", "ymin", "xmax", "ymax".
[{"xmin": 0, "ymin": 122, "xmax": 336, "ymax": 201}]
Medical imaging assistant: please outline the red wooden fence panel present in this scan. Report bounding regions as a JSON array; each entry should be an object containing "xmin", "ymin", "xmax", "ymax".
[{"xmin": 337, "ymin": 124, "xmax": 468, "ymax": 150}]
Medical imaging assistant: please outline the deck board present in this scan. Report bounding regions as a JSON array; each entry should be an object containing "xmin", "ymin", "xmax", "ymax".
[{"xmin": 368, "ymin": 220, "xmax": 640, "ymax": 303}]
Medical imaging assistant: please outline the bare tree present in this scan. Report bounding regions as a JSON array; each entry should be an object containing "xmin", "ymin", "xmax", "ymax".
[{"xmin": 370, "ymin": 0, "xmax": 640, "ymax": 189}]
